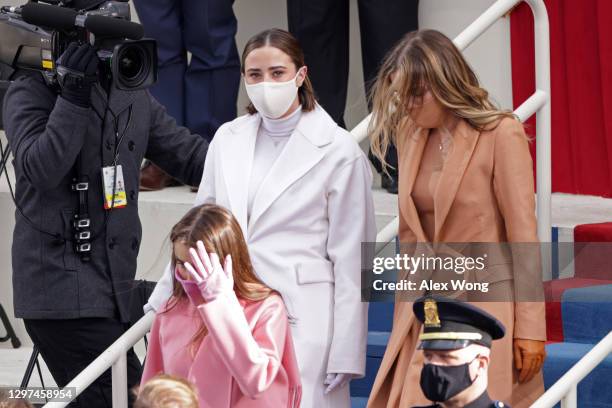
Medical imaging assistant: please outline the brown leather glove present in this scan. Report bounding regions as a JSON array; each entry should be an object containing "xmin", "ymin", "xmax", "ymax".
[{"xmin": 513, "ymin": 338, "xmax": 546, "ymax": 383}]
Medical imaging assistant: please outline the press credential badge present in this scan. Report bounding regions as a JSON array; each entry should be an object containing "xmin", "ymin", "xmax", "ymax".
[{"xmin": 102, "ymin": 165, "xmax": 127, "ymax": 209}]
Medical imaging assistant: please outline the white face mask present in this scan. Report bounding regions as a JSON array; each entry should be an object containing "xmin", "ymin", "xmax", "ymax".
[{"xmin": 244, "ymin": 68, "xmax": 303, "ymax": 119}]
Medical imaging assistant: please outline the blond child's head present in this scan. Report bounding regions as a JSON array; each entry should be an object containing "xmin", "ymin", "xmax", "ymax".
[
  {"xmin": 134, "ymin": 374, "xmax": 198, "ymax": 408},
  {"xmin": 0, "ymin": 389, "xmax": 33, "ymax": 408}
]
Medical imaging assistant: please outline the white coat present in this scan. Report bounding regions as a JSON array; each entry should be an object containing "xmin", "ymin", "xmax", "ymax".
[{"xmin": 146, "ymin": 105, "xmax": 376, "ymax": 408}]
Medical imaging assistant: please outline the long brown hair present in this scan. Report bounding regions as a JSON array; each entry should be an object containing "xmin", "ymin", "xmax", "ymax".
[
  {"xmin": 166, "ymin": 204, "xmax": 274, "ymax": 350},
  {"xmin": 369, "ymin": 29, "xmax": 517, "ymax": 173},
  {"xmin": 241, "ymin": 28, "xmax": 317, "ymax": 114}
]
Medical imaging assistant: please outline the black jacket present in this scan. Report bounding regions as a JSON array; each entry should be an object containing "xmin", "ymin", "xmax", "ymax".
[
  {"xmin": 3, "ymin": 74, "xmax": 208, "ymax": 322},
  {"xmin": 413, "ymin": 391, "xmax": 509, "ymax": 408}
]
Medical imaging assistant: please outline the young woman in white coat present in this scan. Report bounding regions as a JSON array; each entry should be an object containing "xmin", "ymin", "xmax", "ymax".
[{"xmin": 146, "ymin": 28, "xmax": 376, "ymax": 407}]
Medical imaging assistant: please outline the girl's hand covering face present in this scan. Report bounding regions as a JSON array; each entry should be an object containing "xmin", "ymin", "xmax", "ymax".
[{"xmin": 183, "ymin": 240, "xmax": 234, "ymax": 302}]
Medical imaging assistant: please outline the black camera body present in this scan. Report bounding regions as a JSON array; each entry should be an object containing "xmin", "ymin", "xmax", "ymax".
[{"xmin": 0, "ymin": 1, "xmax": 157, "ymax": 128}]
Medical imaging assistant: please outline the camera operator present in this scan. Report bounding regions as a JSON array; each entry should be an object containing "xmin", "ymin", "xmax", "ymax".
[{"xmin": 2, "ymin": 23, "xmax": 209, "ymax": 408}]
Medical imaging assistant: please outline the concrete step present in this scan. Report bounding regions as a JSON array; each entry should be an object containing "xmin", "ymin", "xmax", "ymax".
[{"xmin": 0, "ymin": 347, "xmax": 56, "ymax": 388}]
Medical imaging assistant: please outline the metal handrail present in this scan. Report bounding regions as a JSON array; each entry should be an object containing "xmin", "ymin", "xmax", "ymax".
[
  {"xmin": 43, "ymin": 312, "xmax": 155, "ymax": 408},
  {"xmin": 532, "ymin": 331, "xmax": 612, "ymax": 408},
  {"xmin": 45, "ymin": 1, "xmax": 553, "ymax": 407}
]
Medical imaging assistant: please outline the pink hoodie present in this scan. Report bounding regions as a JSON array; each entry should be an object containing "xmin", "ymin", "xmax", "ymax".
[{"xmin": 141, "ymin": 290, "xmax": 302, "ymax": 408}]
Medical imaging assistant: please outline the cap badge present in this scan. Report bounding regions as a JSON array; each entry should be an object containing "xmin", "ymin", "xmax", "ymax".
[{"xmin": 424, "ymin": 298, "xmax": 441, "ymax": 328}]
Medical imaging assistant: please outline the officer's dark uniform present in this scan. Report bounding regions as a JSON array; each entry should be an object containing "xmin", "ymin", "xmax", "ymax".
[
  {"xmin": 412, "ymin": 296, "xmax": 510, "ymax": 408},
  {"xmin": 3, "ymin": 55, "xmax": 208, "ymax": 405},
  {"xmin": 413, "ymin": 392, "xmax": 508, "ymax": 408}
]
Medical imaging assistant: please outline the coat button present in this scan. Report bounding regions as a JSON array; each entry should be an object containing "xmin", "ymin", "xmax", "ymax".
[
  {"xmin": 128, "ymin": 141, "xmax": 135, "ymax": 151},
  {"xmin": 105, "ymin": 140, "xmax": 112, "ymax": 150},
  {"xmin": 108, "ymin": 238, "xmax": 116, "ymax": 250},
  {"xmin": 131, "ymin": 238, "xmax": 139, "ymax": 251},
  {"xmin": 130, "ymin": 190, "xmax": 136, "ymax": 200}
]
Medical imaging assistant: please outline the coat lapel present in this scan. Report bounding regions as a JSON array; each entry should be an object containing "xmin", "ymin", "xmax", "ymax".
[
  {"xmin": 109, "ymin": 87, "xmax": 138, "ymax": 116},
  {"xmin": 432, "ymin": 120, "xmax": 480, "ymax": 241},
  {"xmin": 91, "ymin": 84, "xmax": 138, "ymax": 119},
  {"xmin": 248, "ymin": 106, "xmax": 334, "ymax": 234},
  {"xmin": 398, "ymin": 125, "xmax": 429, "ymax": 242},
  {"xmin": 222, "ymin": 115, "xmax": 259, "ymax": 235},
  {"xmin": 398, "ymin": 120, "xmax": 481, "ymax": 242}
]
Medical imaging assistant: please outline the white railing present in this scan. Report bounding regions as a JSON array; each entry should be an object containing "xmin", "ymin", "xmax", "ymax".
[
  {"xmin": 46, "ymin": 1, "xmax": 554, "ymax": 407},
  {"xmin": 43, "ymin": 312, "xmax": 155, "ymax": 408},
  {"xmin": 532, "ymin": 331, "xmax": 612, "ymax": 408}
]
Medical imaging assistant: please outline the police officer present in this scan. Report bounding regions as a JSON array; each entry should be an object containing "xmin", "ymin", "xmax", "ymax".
[
  {"xmin": 412, "ymin": 296, "xmax": 510, "ymax": 408},
  {"xmin": 2, "ymin": 16, "xmax": 209, "ymax": 407}
]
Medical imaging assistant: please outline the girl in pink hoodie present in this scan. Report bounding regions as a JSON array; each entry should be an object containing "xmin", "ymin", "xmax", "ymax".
[{"xmin": 141, "ymin": 204, "xmax": 302, "ymax": 408}]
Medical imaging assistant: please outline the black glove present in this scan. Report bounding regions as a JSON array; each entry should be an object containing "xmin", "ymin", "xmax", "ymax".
[{"xmin": 57, "ymin": 43, "xmax": 99, "ymax": 108}]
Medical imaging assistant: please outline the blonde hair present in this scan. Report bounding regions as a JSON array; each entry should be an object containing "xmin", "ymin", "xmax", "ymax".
[
  {"xmin": 0, "ymin": 390, "xmax": 33, "ymax": 408},
  {"xmin": 369, "ymin": 29, "xmax": 517, "ymax": 173},
  {"xmin": 134, "ymin": 374, "xmax": 199, "ymax": 408}
]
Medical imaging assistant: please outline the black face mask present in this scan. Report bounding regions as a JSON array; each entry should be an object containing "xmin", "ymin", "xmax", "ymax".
[{"xmin": 419, "ymin": 356, "xmax": 479, "ymax": 403}]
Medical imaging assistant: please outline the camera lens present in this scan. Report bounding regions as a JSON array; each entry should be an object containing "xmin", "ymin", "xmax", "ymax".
[
  {"xmin": 118, "ymin": 45, "xmax": 144, "ymax": 81},
  {"xmin": 111, "ymin": 39, "xmax": 157, "ymax": 91}
]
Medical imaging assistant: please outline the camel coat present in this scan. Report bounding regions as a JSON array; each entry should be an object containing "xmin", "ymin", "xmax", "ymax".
[{"xmin": 367, "ymin": 118, "xmax": 546, "ymax": 408}]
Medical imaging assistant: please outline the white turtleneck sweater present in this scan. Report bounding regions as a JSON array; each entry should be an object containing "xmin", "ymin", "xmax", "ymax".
[{"xmin": 247, "ymin": 107, "xmax": 303, "ymax": 220}]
